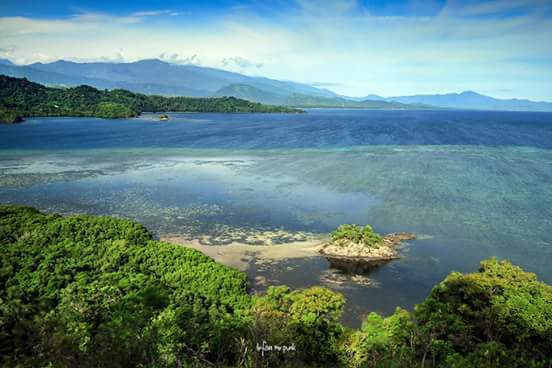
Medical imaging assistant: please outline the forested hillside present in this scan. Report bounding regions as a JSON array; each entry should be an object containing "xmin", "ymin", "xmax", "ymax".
[
  {"xmin": 0, "ymin": 75, "xmax": 301, "ymax": 123},
  {"xmin": 0, "ymin": 205, "xmax": 550, "ymax": 367}
]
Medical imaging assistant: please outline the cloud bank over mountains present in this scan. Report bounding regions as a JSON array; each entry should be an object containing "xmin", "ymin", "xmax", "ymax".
[{"xmin": 0, "ymin": 0, "xmax": 550, "ymax": 100}]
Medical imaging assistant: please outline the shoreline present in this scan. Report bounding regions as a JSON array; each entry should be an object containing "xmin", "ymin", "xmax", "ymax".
[{"xmin": 161, "ymin": 234, "xmax": 327, "ymax": 271}]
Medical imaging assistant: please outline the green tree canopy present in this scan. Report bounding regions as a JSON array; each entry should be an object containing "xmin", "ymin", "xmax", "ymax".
[
  {"xmin": 1, "ymin": 205, "xmax": 550, "ymax": 367},
  {"xmin": 0, "ymin": 75, "xmax": 303, "ymax": 123}
]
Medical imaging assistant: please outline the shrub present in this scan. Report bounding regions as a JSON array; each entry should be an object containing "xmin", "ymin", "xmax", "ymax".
[
  {"xmin": 331, "ymin": 224, "xmax": 383, "ymax": 248},
  {"xmin": 344, "ymin": 308, "xmax": 416, "ymax": 368},
  {"xmin": 2, "ymin": 206, "xmax": 551, "ymax": 368},
  {"xmin": 0, "ymin": 205, "xmax": 251, "ymax": 367},
  {"xmin": 251, "ymin": 286, "xmax": 345, "ymax": 366},
  {"xmin": 414, "ymin": 258, "xmax": 552, "ymax": 367}
]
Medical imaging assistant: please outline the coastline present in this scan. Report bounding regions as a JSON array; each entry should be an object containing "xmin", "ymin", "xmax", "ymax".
[{"xmin": 161, "ymin": 234, "xmax": 327, "ymax": 271}]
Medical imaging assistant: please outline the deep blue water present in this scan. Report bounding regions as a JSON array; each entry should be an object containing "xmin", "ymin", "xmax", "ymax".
[
  {"xmin": 1, "ymin": 109, "xmax": 552, "ymax": 150},
  {"xmin": 1, "ymin": 109, "xmax": 551, "ymax": 326}
]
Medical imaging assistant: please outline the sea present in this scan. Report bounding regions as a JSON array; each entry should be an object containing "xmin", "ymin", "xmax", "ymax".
[{"xmin": 1, "ymin": 108, "xmax": 551, "ymax": 326}]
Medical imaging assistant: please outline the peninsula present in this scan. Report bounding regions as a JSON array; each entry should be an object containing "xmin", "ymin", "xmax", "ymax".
[{"xmin": 0, "ymin": 75, "xmax": 302, "ymax": 123}]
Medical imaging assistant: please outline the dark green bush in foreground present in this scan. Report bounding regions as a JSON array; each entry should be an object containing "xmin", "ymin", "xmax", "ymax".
[
  {"xmin": 0, "ymin": 205, "xmax": 250, "ymax": 367},
  {"xmin": 1, "ymin": 205, "xmax": 550, "ymax": 367}
]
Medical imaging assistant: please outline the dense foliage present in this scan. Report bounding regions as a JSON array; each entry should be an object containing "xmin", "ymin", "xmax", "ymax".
[
  {"xmin": 0, "ymin": 205, "xmax": 251, "ymax": 367},
  {"xmin": 414, "ymin": 258, "xmax": 552, "ymax": 367},
  {"xmin": 1, "ymin": 205, "xmax": 550, "ymax": 367},
  {"xmin": 251, "ymin": 285, "xmax": 346, "ymax": 366},
  {"xmin": 342, "ymin": 258, "xmax": 552, "ymax": 368},
  {"xmin": 0, "ymin": 108, "xmax": 23, "ymax": 124},
  {"xmin": 331, "ymin": 224, "xmax": 384, "ymax": 248},
  {"xmin": 0, "ymin": 75, "xmax": 302, "ymax": 122}
]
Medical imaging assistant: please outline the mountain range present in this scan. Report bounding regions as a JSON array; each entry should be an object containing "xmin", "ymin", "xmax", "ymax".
[{"xmin": 1, "ymin": 58, "xmax": 551, "ymax": 112}]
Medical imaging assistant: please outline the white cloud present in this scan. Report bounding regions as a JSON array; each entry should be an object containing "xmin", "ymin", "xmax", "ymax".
[
  {"xmin": 222, "ymin": 56, "xmax": 263, "ymax": 70},
  {"xmin": 30, "ymin": 52, "xmax": 52, "ymax": 62},
  {"xmin": 159, "ymin": 53, "xmax": 201, "ymax": 65},
  {"xmin": 132, "ymin": 10, "xmax": 170, "ymax": 17},
  {"xmin": 0, "ymin": 16, "xmax": 87, "ymax": 35},
  {"xmin": 0, "ymin": 9, "xmax": 187, "ymax": 36},
  {"xmin": 0, "ymin": 0, "xmax": 550, "ymax": 100},
  {"xmin": 0, "ymin": 45, "xmax": 16, "ymax": 58},
  {"xmin": 72, "ymin": 12, "xmax": 142, "ymax": 24},
  {"xmin": 132, "ymin": 10, "xmax": 187, "ymax": 17}
]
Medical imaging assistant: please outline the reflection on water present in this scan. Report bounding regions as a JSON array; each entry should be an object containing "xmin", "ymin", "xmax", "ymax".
[
  {"xmin": 325, "ymin": 257, "xmax": 392, "ymax": 274},
  {"xmin": 1, "ymin": 109, "xmax": 551, "ymax": 327}
]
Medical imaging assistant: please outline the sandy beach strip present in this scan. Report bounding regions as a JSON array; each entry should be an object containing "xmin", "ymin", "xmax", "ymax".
[{"xmin": 160, "ymin": 234, "xmax": 327, "ymax": 271}]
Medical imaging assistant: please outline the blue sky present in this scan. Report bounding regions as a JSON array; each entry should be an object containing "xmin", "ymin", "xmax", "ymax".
[{"xmin": 1, "ymin": 0, "xmax": 551, "ymax": 100}]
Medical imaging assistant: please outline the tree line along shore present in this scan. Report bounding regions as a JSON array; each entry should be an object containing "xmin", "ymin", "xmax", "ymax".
[
  {"xmin": 0, "ymin": 205, "xmax": 550, "ymax": 367},
  {"xmin": 0, "ymin": 75, "xmax": 302, "ymax": 123}
]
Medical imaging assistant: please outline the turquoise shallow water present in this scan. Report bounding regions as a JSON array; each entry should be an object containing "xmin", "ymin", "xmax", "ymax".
[{"xmin": 1, "ymin": 109, "xmax": 551, "ymax": 326}]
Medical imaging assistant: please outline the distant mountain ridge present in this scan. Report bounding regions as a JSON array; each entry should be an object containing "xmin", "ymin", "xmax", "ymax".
[
  {"xmin": 385, "ymin": 91, "xmax": 552, "ymax": 112},
  {"xmin": 284, "ymin": 93, "xmax": 431, "ymax": 109},
  {"xmin": 211, "ymin": 84, "xmax": 426, "ymax": 109},
  {"xmin": 1, "ymin": 58, "xmax": 551, "ymax": 111},
  {"xmin": 213, "ymin": 84, "xmax": 286, "ymax": 105},
  {"xmin": 8, "ymin": 59, "xmax": 335, "ymax": 99},
  {"xmin": 0, "ymin": 59, "xmax": 14, "ymax": 66}
]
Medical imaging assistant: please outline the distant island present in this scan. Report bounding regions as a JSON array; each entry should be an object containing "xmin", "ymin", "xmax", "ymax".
[{"xmin": 0, "ymin": 75, "xmax": 302, "ymax": 124}]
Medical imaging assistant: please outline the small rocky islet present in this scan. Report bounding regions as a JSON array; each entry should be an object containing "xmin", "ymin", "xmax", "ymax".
[{"xmin": 319, "ymin": 224, "xmax": 416, "ymax": 263}]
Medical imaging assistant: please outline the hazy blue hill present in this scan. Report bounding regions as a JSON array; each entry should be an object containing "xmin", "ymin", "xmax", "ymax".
[
  {"xmin": 285, "ymin": 93, "xmax": 429, "ymax": 109},
  {"xmin": 0, "ymin": 58, "xmax": 338, "ymax": 107},
  {"xmin": 341, "ymin": 94, "xmax": 387, "ymax": 102},
  {"xmin": 363, "ymin": 94, "xmax": 387, "ymax": 101},
  {"xmin": 24, "ymin": 59, "xmax": 336, "ymax": 99},
  {"xmin": 248, "ymin": 76, "xmax": 336, "ymax": 99},
  {"xmin": 0, "ymin": 59, "xmax": 14, "ymax": 66},
  {"xmin": 0, "ymin": 63, "xmax": 99, "ymax": 86},
  {"xmin": 28, "ymin": 59, "xmax": 219, "ymax": 95},
  {"xmin": 213, "ymin": 84, "xmax": 429, "ymax": 108},
  {"xmin": 388, "ymin": 90, "xmax": 552, "ymax": 111},
  {"xmin": 213, "ymin": 83, "xmax": 286, "ymax": 105},
  {"xmin": 0, "ymin": 62, "xmax": 207, "ymax": 96},
  {"xmin": 336, "ymin": 91, "xmax": 552, "ymax": 111},
  {"xmin": 4, "ymin": 59, "xmax": 551, "ymax": 111}
]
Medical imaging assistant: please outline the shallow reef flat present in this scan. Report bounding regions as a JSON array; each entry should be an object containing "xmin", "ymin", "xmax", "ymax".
[{"xmin": 161, "ymin": 231, "xmax": 326, "ymax": 272}]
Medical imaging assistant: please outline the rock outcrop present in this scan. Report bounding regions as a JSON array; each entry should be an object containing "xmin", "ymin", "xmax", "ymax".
[{"xmin": 319, "ymin": 232, "xmax": 416, "ymax": 262}]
